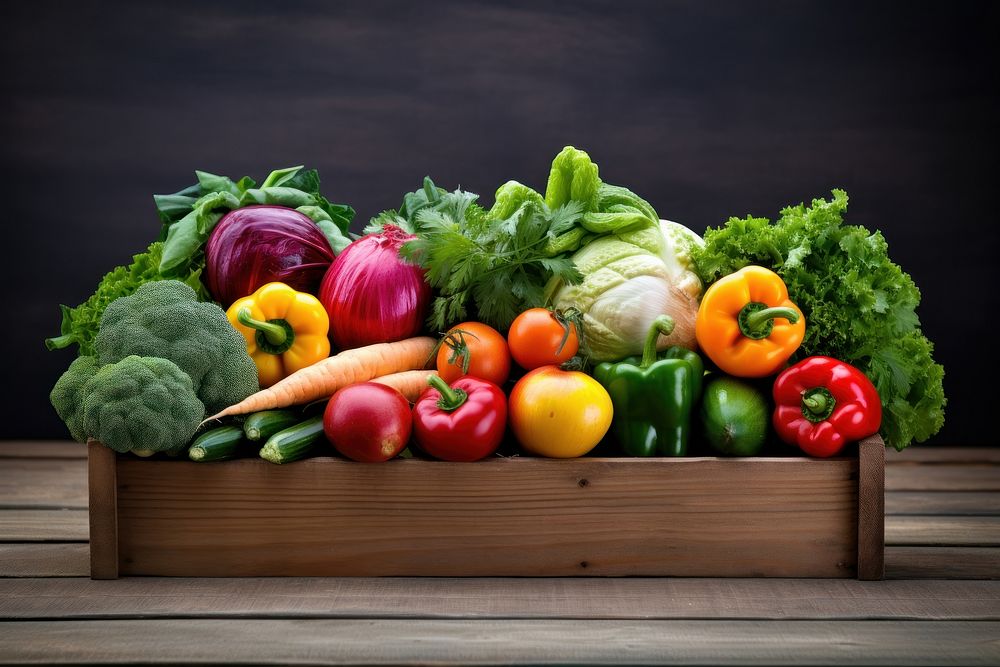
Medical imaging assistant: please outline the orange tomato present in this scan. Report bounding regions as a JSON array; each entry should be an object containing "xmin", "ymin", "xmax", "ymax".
[
  {"xmin": 436, "ymin": 322, "xmax": 511, "ymax": 385},
  {"xmin": 508, "ymin": 365, "xmax": 613, "ymax": 458},
  {"xmin": 507, "ymin": 308, "xmax": 579, "ymax": 370}
]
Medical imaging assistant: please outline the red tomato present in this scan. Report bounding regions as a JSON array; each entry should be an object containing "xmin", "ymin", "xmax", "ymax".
[
  {"xmin": 507, "ymin": 308, "xmax": 579, "ymax": 370},
  {"xmin": 436, "ymin": 322, "xmax": 511, "ymax": 385},
  {"xmin": 324, "ymin": 382, "xmax": 411, "ymax": 462}
]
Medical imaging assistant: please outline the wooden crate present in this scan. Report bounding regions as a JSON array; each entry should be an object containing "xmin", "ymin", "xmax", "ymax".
[{"xmin": 88, "ymin": 435, "xmax": 885, "ymax": 580}]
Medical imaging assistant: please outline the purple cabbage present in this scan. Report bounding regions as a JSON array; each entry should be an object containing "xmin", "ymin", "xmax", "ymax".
[{"xmin": 205, "ymin": 205, "xmax": 334, "ymax": 306}]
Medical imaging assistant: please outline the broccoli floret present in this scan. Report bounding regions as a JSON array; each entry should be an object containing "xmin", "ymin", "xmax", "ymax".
[
  {"xmin": 94, "ymin": 280, "xmax": 258, "ymax": 414},
  {"xmin": 79, "ymin": 355, "xmax": 204, "ymax": 453},
  {"xmin": 50, "ymin": 356, "xmax": 101, "ymax": 442}
]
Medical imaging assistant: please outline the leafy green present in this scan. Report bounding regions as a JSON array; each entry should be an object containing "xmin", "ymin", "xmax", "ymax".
[
  {"xmin": 692, "ymin": 189, "xmax": 945, "ymax": 450},
  {"xmin": 364, "ymin": 176, "xmax": 480, "ymax": 236},
  {"xmin": 157, "ymin": 165, "xmax": 355, "ymax": 276},
  {"xmin": 540, "ymin": 147, "xmax": 659, "ymax": 253},
  {"xmin": 369, "ymin": 147, "xmax": 660, "ymax": 332},
  {"xmin": 398, "ymin": 193, "xmax": 585, "ymax": 331},
  {"xmin": 45, "ymin": 242, "xmax": 208, "ymax": 356}
]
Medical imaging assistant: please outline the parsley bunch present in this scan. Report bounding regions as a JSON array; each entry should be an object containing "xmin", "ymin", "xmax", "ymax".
[{"xmin": 368, "ymin": 177, "xmax": 583, "ymax": 331}]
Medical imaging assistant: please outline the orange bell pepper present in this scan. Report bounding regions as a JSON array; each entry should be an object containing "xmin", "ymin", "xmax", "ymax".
[
  {"xmin": 226, "ymin": 282, "xmax": 330, "ymax": 388},
  {"xmin": 695, "ymin": 266, "xmax": 805, "ymax": 377}
]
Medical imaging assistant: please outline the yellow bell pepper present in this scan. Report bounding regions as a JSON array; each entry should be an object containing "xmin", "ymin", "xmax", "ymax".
[
  {"xmin": 226, "ymin": 282, "xmax": 330, "ymax": 388},
  {"xmin": 695, "ymin": 266, "xmax": 805, "ymax": 378}
]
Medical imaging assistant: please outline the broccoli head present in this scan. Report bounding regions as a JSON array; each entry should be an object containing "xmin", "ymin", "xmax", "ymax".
[
  {"xmin": 94, "ymin": 280, "xmax": 259, "ymax": 414},
  {"xmin": 50, "ymin": 356, "xmax": 101, "ymax": 442},
  {"xmin": 79, "ymin": 355, "xmax": 205, "ymax": 453}
]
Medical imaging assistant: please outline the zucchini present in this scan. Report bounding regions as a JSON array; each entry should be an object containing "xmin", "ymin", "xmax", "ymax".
[
  {"xmin": 259, "ymin": 415, "xmax": 325, "ymax": 464},
  {"xmin": 244, "ymin": 409, "xmax": 300, "ymax": 442},
  {"xmin": 189, "ymin": 425, "xmax": 245, "ymax": 462}
]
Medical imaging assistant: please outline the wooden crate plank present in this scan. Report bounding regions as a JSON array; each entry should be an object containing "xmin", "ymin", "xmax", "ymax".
[
  {"xmin": 86, "ymin": 443, "xmax": 117, "ymax": 579},
  {"xmin": 886, "ymin": 492, "xmax": 1000, "ymax": 516},
  {"xmin": 0, "ymin": 545, "xmax": 89, "ymax": 578},
  {"xmin": 887, "ymin": 547, "xmax": 1000, "ymax": 580},
  {"xmin": 858, "ymin": 435, "xmax": 885, "ymax": 579},
  {"xmin": 0, "ymin": 619, "xmax": 996, "ymax": 665},
  {"xmin": 887, "ymin": 516, "xmax": 1000, "ymax": 546},
  {"xmin": 0, "ymin": 510, "xmax": 88, "ymax": 542},
  {"xmin": 887, "ymin": 464, "xmax": 1000, "ymax": 491},
  {"xmin": 112, "ymin": 456, "xmax": 860, "ymax": 578},
  {"xmin": 0, "ymin": 459, "xmax": 86, "ymax": 509},
  {"xmin": 890, "ymin": 448, "xmax": 1000, "ymax": 464},
  {"xmin": 1, "ymin": 578, "xmax": 998, "ymax": 621},
  {"xmin": 0, "ymin": 442, "xmax": 86, "ymax": 459}
]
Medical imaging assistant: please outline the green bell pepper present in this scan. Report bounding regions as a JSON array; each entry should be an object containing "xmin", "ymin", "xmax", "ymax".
[{"xmin": 593, "ymin": 315, "xmax": 704, "ymax": 456}]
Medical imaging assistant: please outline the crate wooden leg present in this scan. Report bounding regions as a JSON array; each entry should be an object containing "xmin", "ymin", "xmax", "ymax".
[
  {"xmin": 88, "ymin": 441, "xmax": 119, "ymax": 580},
  {"xmin": 857, "ymin": 434, "xmax": 885, "ymax": 580}
]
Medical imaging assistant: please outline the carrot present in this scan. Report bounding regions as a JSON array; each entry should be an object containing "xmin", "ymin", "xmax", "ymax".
[
  {"xmin": 205, "ymin": 336, "xmax": 436, "ymax": 421},
  {"xmin": 372, "ymin": 370, "xmax": 438, "ymax": 402}
]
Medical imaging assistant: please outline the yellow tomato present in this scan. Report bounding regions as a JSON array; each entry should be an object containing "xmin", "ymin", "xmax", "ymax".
[{"xmin": 508, "ymin": 366, "xmax": 614, "ymax": 458}]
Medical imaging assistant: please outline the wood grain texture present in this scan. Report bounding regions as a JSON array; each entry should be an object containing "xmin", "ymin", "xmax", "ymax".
[
  {"xmin": 886, "ymin": 464, "xmax": 1000, "ymax": 491},
  {"xmin": 0, "ymin": 544, "xmax": 89, "ymax": 577},
  {"xmin": 886, "ymin": 517, "xmax": 1000, "ymax": 547},
  {"xmin": 86, "ymin": 442, "xmax": 116, "ymax": 579},
  {"xmin": 112, "ymin": 455, "xmax": 860, "ymax": 578},
  {"xmin": 886, "ymin": 492, "xmax": 1000, "ymax": 516},
  {"xmin": 2, "ymin": 578, "xmax": 998, "ymax": 621},
  {"xmin": 858, "ymin": 435, "xmax": 885, "ymax": 579},
  {"xmin": 886, "ymin": 547, "xmax": 1000, "ymax": 580},
  {"xmin": 890, "ymin": 448, "xmax": 1000, "ymax": 464},
  {"xmin": 0, "ymin": 458, "xmax": 86, "ymax": 509},
  {"xmin": 0, "ymin": 510, "xmax": 87, "ymax": 542},
  {"xmin": 0, "ymin": 442, "xmax": 86, "ymax": 459},
  {"xmin": 1, "ymin": 619, "xmax": 997, "ymax": 665}
]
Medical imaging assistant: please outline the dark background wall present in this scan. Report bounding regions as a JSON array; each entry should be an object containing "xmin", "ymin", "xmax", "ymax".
[{"xmin": 2, "ymin": 0, "xmax": 996, "ymax": 443}]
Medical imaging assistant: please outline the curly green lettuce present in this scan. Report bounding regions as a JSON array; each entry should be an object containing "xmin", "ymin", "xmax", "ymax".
[
  {"xmin": 44, "ymin": 241, "xmax": 208, "ymax": 357},
  {"xmin": 693, "ymin": 189, "xmax": 945, "ymax": 450}
]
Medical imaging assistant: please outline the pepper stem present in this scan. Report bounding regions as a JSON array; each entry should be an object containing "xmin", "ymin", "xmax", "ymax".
[
  {"xmin": 801, "ymin": 387, "xmax": 836, "ymax": 423},
  {"xmin": 237, "ymin": 308, "xmax": 288, "ymax": 346},
  {"xmin": 738, "ymin": 303, "xmax": 800, "ymax": 340},
  {"xmin": 802, "ymin": 393, "xmax": 826, "ymax": 413},
  {"xmin": 427, "ymin": 374, "xmax": 468, "ymax": 412},
  {"xmin": 640, "ymin": 315, "xmax": 676, "ymax": 369}
]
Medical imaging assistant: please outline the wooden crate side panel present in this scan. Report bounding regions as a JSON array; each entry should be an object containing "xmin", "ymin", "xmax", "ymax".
[
  {"xmin": 115, "ymin": 457, "xmax": 859, "ymax": 578},
  {"xmin": 87, "ymin": 441, "xmax": 118, "ymax": 579},
  {"xmin": 858, "ymin": 435, "xmax": 886, "ymax": 580}
]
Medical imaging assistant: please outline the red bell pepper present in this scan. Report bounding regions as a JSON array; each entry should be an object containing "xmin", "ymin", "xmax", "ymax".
[
  {"xmin": 412, "ymin": 375, "xmax": 507, "ymax": 462},
  {"xmin": 772, "ymin": 356, "xmax": 882, "ymax": 457}
]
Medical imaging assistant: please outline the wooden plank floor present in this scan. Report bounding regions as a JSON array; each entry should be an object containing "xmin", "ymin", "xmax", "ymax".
[{"xmin": 0, "ymin": 442, "xmax": 998, "ymax": 665}]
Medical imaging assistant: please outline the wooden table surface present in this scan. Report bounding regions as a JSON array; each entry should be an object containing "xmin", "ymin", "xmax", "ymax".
[{"xmin": 0, "ymin": 442, "xmax": 997, "ymax": 665}]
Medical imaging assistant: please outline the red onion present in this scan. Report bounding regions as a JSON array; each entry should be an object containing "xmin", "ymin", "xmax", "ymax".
[
  {"xmin": 319, "ymin": 225, "xmax": 431, "ymax": 350},
  {"xmin": 205, "ymin": 205, "xmax": 334, "ymax": 307}
]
